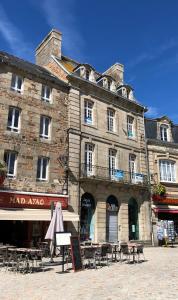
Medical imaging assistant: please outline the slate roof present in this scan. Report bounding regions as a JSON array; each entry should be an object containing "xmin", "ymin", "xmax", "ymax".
[
  {"xmin": 145, "ymin": 117, "xmax": 178, "ymax": 143},
  {"xmin": 0, "ymin": 51, "xmax": 68, "ymax": 88},
  {"xmin": 144, "ymin": 118, "xmax": 158, "ymax": 139}
]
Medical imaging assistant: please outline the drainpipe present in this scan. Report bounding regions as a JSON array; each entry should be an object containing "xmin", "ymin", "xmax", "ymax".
[{"xmin": 143, "ymin": 110, "xmax": 154, "ymax": 246}]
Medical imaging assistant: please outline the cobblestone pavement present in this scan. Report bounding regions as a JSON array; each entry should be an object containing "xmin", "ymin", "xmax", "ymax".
[{"xmin": 0, "ymin": 247, "xmax": 178, "ymax": 300}]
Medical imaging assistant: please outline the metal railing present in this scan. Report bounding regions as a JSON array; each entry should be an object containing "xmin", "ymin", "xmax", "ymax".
[{"xmin": 80, "ymin": 164, "xmax": 148, "ymax": 186}]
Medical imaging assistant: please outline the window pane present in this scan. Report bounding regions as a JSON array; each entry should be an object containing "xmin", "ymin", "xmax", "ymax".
[
  {"xmin": 7, "ymin": 108, "xmax": 13, "ymax": 127},
  {"xmin": 14, "ymin": 109, "xmax": 20, "ymax": 128},
  {"xmin": 4, "ymin": 152, "xmax": 16, "ymax": 176},
  {"xmin": 46, "ymin": 87, "xmax": 50, "ymax": 99},
  {"xmin": 9, "ymin": 153, "xmax": 15, "ymax": 174},
  {"xmin": 42, "ymin": 158, "xmax": 47, "ymax": 179},
  {"xmin": 17, "ymin": 77, "xmax": 22, "ymax": 90},
  {"xmin": 37, "ymin": 158, "xmax": 41, "ymax": 179},
  {"xmin": 40, "ymin": 117, "xmax": 43, "ymax": 135},
  {"xmin": 11, "ymin": 75, "xmax": 16, "ymax": 88},
  {"xmin": 44, "ymin": 118, "xmax": 49, "ymax": 136}
]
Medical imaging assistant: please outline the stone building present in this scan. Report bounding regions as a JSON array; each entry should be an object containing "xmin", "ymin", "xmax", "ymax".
[
  {"xmin": 0, "ymin": 51, "xmax": 79, "ymax": 247},
  {"xmin": 36, "ymin": 29, "xmax": 151, "ymax": 243},
  {"xmin": 145, "ymin": 116, "xmax": 178, "ymax": 244}
]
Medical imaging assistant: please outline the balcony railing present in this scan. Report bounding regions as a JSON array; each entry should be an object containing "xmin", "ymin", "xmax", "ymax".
[{"xmin": 80, "ymin": 164, "xmax": 148, "ymax": 186}]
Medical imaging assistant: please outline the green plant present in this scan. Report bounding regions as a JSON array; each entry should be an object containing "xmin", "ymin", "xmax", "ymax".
[
  {"xmin": 153, "ymin": 183, "xmax": 166, "ymax": 196},
  {"xmin": 0, "ymin": 160, "xmax": 7, "ymax": 174}
]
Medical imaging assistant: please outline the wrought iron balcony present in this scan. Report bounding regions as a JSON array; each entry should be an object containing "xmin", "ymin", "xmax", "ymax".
[{"xmin": 80, "ymin": 164, "xmax": 148, "ymax": 186}]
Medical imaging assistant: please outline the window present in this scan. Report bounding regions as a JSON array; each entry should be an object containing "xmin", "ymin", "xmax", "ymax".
[
  {"xmin": 85, "ymin": 143, "xmax": 94, "ymax": 175},
  {"xmin": 129, "ymin": 154, "xmax": 136, "ymax": 180},
  {"xmin": 108, "ymin": 81, "xmax": 111, "ymax": 91},
  {"xmin": 160, "ymin": 125, "xmax": 168, "ymax": 141},
  {"xmin": 40, "ymin": 116, "xmax": 51, "ymax": 139},
  {"xmin": 107, "ymin": 109, "xmax": 115, "ymax": 132},
  {"xmin": 127, "ymin": 116, "xmax": 134, "ymax": 138},
  {"xmin": 37, "ymin": 157, "xmax": 49, "ymax": 181},
  {"xmin": 109, "ymin": 149, "xmax": 116, "ymax": 178},
  {"xmin": 86, "ymin": 70, "xmax": 90, "ymax": 80},
  {"xmin": 41, "ymin": 85, "xmax": 51, "ymax": 102},
  {"xmin": 159, "ymin": 160, "xmax": 176, "ymax": 182},
  {"xmin": 84, "ymin": 100, "xmax": 93, "ymax": 125},
  {"xmin": 7, "ymin": 107, "xmax": 20, "ymax": 132},
  {"xmin": 11, "ymin": 74, "xmax": 23, "ymax": 93},
  {"xmin": 4, "ymin": 151, "xmax": 17, "ymax": 178}
]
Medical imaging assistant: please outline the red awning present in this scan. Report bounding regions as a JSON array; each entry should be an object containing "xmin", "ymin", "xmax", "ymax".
[{"xmin": 154, "ymin": 208, "xmax": 178, "ymax": 214}]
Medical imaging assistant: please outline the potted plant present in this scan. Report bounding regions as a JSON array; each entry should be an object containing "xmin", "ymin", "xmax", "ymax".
[
  {"xmin": 153, "ymin": 183, "xmax": 166, "ymax": 197},
  {"xmin": 0, "ymin": 160, "xmax": 7, "ymax": 185}
]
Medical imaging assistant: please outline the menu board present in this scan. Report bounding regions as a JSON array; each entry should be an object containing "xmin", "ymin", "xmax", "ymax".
[
  {"xmin": 167, "ymin": 221, "xmax": 175, "ymax": 242},
  {"xmin": 55, "ymin": 232, "xmax": 71, "ymax": 246},
  {"xmin": 70, "ymin": 236, "xmax": 83, "ymax": 272}
]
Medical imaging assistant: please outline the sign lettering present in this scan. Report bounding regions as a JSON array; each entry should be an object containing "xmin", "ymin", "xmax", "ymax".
[{"xmin": 0, "ymin": 192, "xmax": 68, "ymax": 209}]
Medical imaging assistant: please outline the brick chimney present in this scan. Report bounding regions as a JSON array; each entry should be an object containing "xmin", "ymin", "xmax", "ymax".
[
  {"xmin": 35, "ymin": 29, "xmax": 62, "ymax": 66},
  {"xmin": 103, "ymin": 63, "xmax": 124, "ymax": 85}
]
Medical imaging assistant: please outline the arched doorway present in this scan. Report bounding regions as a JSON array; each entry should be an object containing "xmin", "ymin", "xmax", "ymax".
[
  {"xmin": 106, "ymin": 195, "xmax": 119, "ymax": 242},
  {"xmin": 80, "ymin": 193, "xmax": 95, "ymax": 241},
  {"xmin": 128, "ymin": 198, "xmax": 139, "ymax": 240}
]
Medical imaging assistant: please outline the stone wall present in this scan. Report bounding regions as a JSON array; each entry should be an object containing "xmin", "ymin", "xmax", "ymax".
[{"xmin": 0, "ymin": 64, "xmax": 68, "ymax": 194}]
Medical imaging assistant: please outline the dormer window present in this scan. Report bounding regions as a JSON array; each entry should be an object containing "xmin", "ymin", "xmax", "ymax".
[
  {"xmin": 108, "ymin": 81, "xmax": 111, "ymax": 91},
  {"xmin": 73, "ymin": 64, "xmax": 96, "ymax": 83},
  {"xmin": 160, "ymin": 124, "xmax": 168, "ymax": 141}
]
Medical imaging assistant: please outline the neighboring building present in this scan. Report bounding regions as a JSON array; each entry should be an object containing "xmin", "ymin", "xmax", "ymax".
[
  {"xmin": 36, "ymin": 29, "xmax": 151, "ymax": 243},
  {"xmin": 0, "ymin": 51, "xmax": 79, "ymax": 247},
  {"xmin": 145, "ymin": 116, "xmax": 178, "ymax": 244}
]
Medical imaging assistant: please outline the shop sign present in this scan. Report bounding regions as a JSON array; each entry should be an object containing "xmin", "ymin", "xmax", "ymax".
[
  {"xmin": 0, "ymin": 191, "xmax": 68, "ymax": 209},
  {"xmin": 82, "ymin": 199, "xmax": 92, "ymax": 208}
]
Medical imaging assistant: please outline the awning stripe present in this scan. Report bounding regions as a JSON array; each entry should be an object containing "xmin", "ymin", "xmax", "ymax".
[{"xmin": 0, "ymin": 208, "xmax": 79, "ymax": 222}]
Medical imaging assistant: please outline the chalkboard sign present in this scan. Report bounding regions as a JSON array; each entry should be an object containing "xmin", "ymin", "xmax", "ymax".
[{"xmin": 70, "ymin": 236, "xmax": 83, "ymax": 272}]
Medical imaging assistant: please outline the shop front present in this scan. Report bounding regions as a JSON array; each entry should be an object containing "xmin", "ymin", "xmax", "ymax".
[
  {"xmin": 152, "ymin": 194, "xmax": 178, "ymax": 244},
  {"xmin": 0, "ymin": 190, "xmax": 79, "ymax": 247}
]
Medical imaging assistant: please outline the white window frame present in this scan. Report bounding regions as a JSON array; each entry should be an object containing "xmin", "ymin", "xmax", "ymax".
[
  {"xmin": 11, "ymin": 74, "xmax": 23, "ymax": 93},
  {"xmin": 37, "ymin": 157, "xmax": 49, "ymax": 181},
  {"xmin": 41, "ymin": 85, "xmax": 52, "ymax": 103},
  {"xmin": 159, "ymin": 160, "xmax": 176, "ymax": 183},
  {"xmin": 84, "ymin": 100, "xmax": 93, "ymax": 125},
  {"xmin": 160, "ymin": 125, "xmax": 168, "ymax": 141},
  {"xmin": 7, "ymin": 107, "xmax": 21, "ymax": 133},
  {"xmin": 109, "ymin": 149, "xmax": 116, "ymax": 179},
  {"xmin": 4, "ymin": 151, "xmax": 17, "ymax": 178},
  {"xmin": 127, "ymin": 116, "xmax": 134, "ymax": 138},
  {"xmin": 107, "ymin": 109, "xmax": 115, "ymax": 132},
  {"xmin": 40, "ymin": 115, "xmax": 51, "ymax": 139},
  {"xmin": 85, "ymin": 143, "xmax": 94, "ymax": 176}
]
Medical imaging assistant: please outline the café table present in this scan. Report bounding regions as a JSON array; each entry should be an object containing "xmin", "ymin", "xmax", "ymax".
[{"xmin": 8, "ymin": 248, "xmax": 43, "ymax": 273}]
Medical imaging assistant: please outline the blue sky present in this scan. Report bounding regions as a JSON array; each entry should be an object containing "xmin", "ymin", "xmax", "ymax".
[{"xmin": 0, "ymin": 0, "xmax": 178, "ymax": 122}]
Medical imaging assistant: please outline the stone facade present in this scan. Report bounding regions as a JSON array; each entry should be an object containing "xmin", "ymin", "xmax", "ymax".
[
  {"xmin": 0, "ymin": 59, "xmax": 69, "ymax": 194},
  {"xmin": 35, "ymin": 29, "xmax": 151, "ymax": 242},
  {"xmin": 145, "ymin": 116, "xmax": 178, "ymax": 244}
]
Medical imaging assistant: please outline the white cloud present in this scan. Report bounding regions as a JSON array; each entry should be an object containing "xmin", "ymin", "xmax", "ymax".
[
  {"xmin": 0, "ymin": 4, "xmax": 32, "ymax": 59},
  {"xmin": 128, "ymin": 38, "xmax": 178, "ymax": 68},
  {"xmin": 41, "ymin": 0, "xmax": 85, "ymax": 60},
  {"xmin": 145, "ymin": 106, "xmax": 159, "ymax": 118}
]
